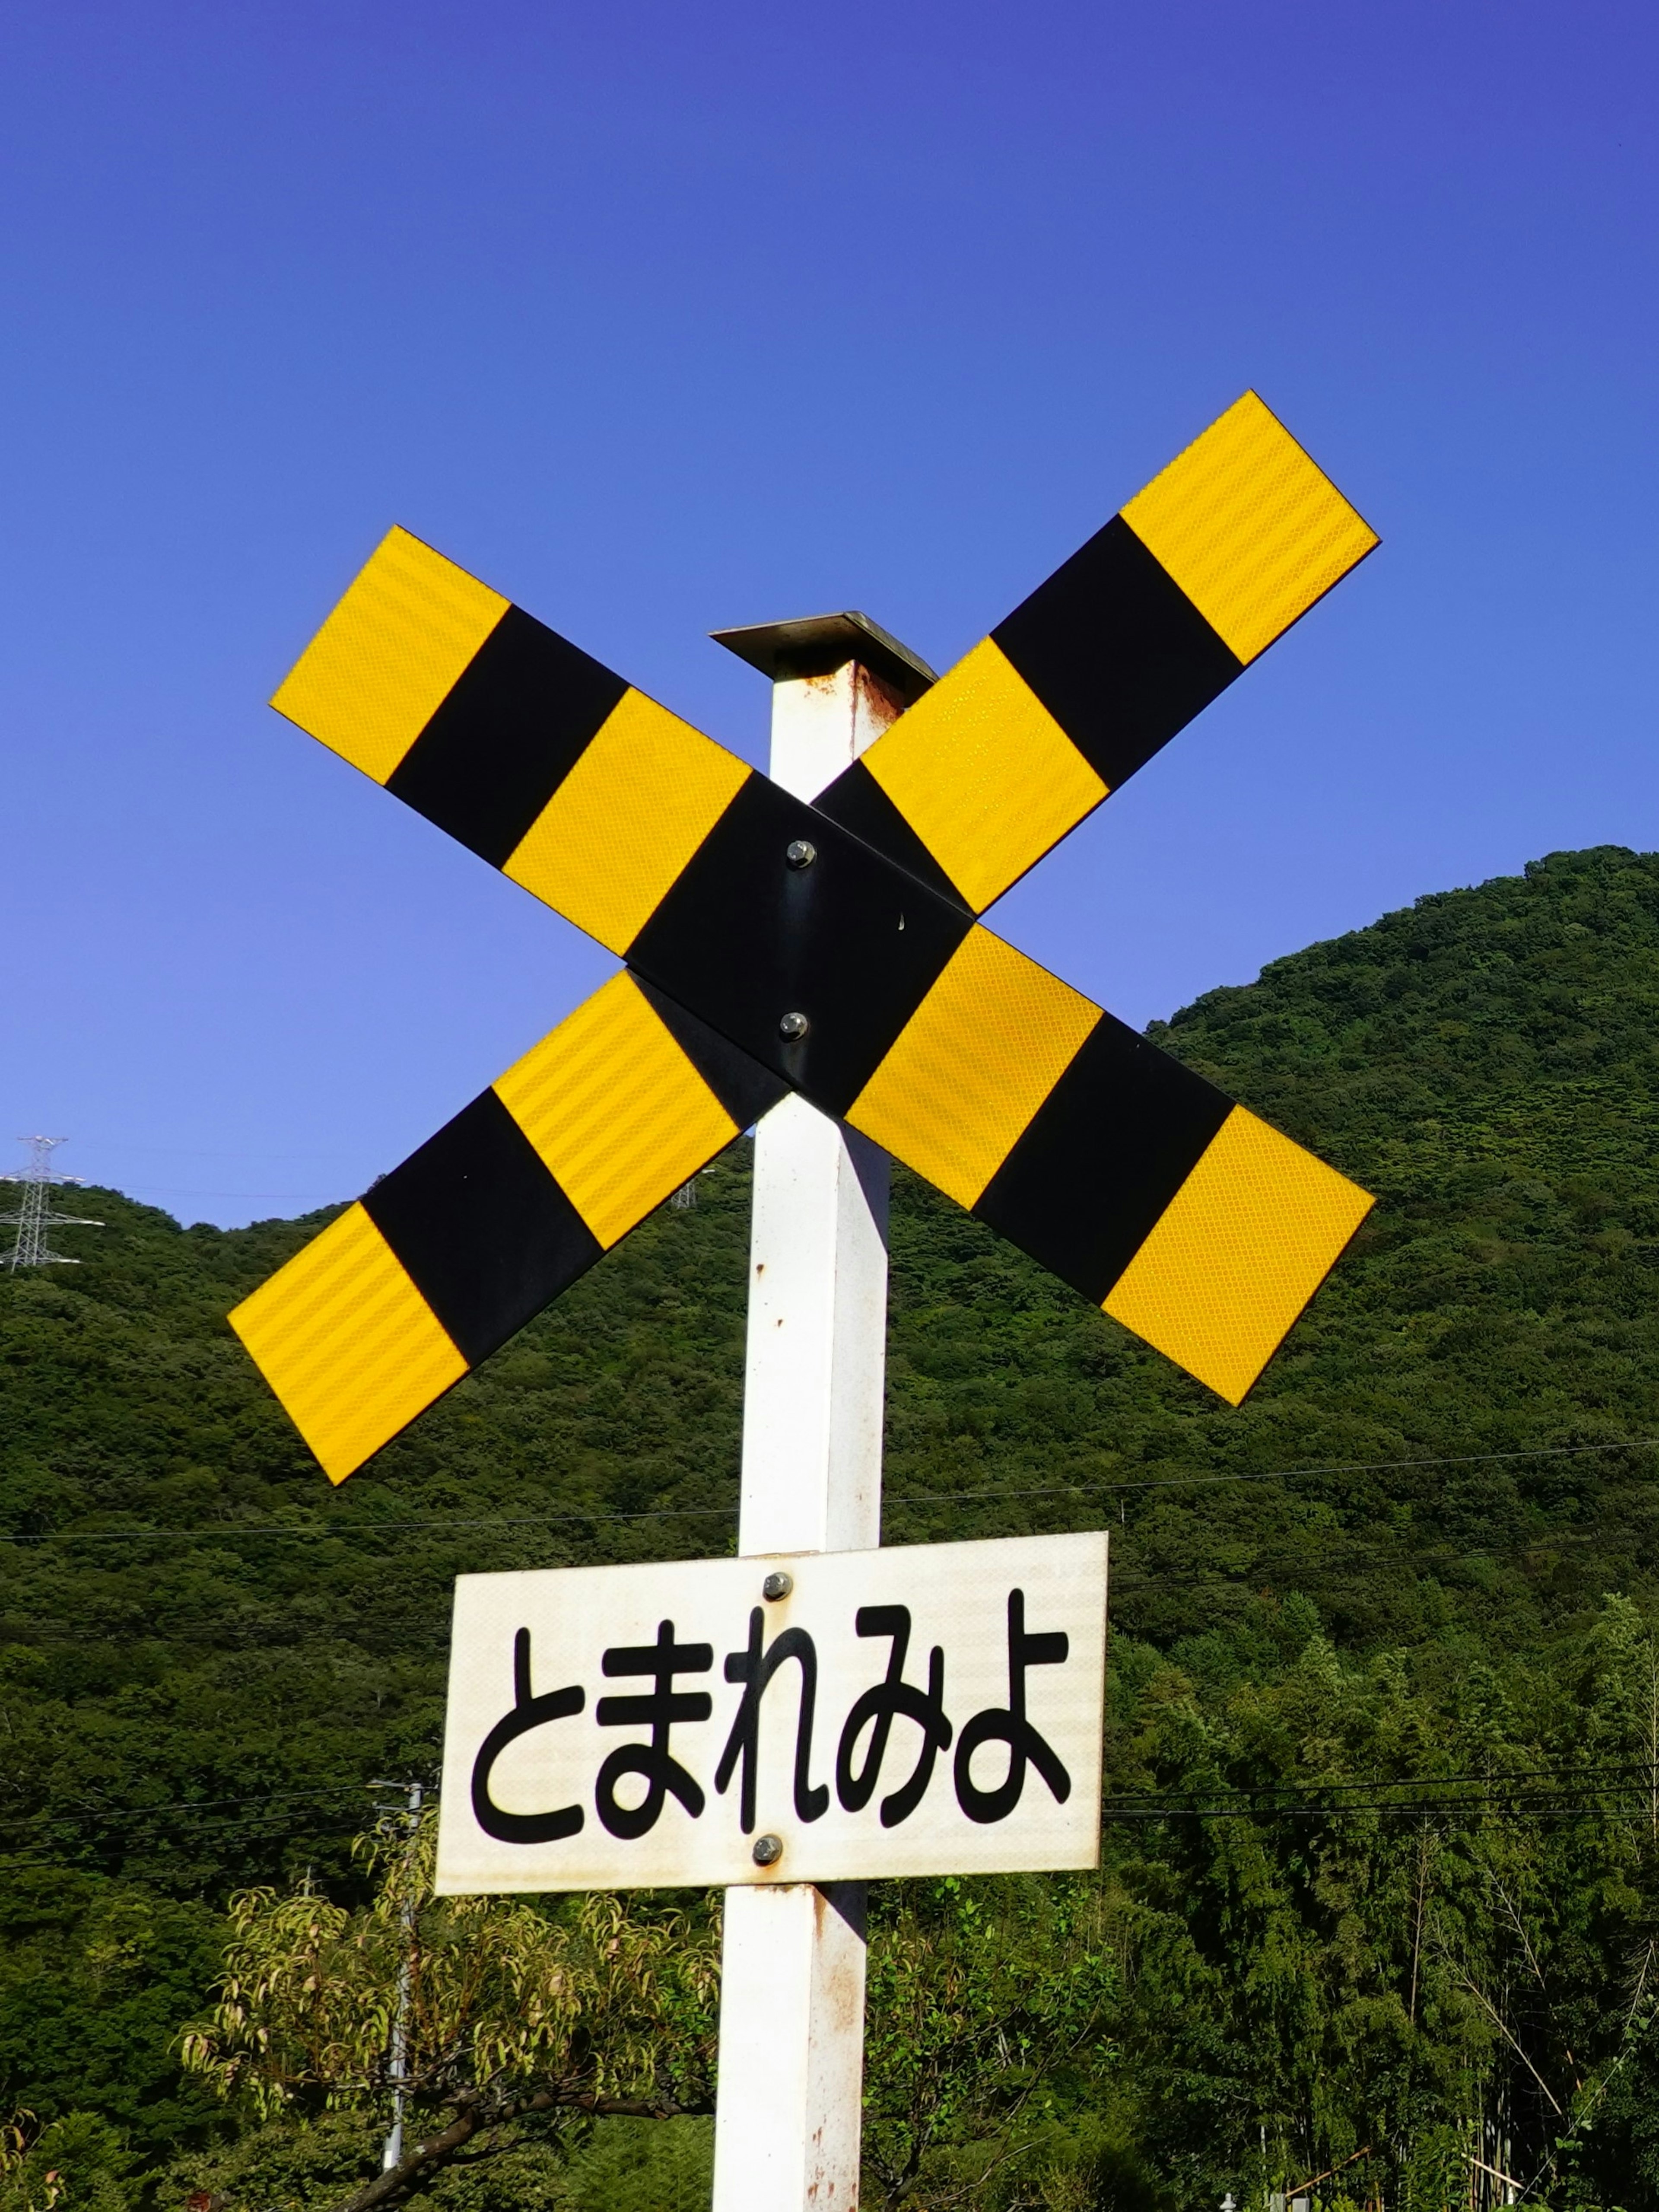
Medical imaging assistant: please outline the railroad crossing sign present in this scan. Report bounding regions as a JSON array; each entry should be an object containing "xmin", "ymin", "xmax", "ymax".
[
  {"xmin": 436, "ymin": 1531, "xmax": 1108, "ymax": 1894},
  {"xmin": 228, "ymin": 393, "xmax": 1377, "ymax": 2212},
  {"xmin": 230, "ymin": 390, "xmax": 1378, "ymax": 1480}
]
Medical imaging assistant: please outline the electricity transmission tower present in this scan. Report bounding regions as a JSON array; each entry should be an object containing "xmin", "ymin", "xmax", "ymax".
[{"xmin": 1, "ymin": 1137, "xmax": 103, "ymax": 1270}]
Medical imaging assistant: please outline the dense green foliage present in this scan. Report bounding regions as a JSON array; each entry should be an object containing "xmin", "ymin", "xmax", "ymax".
[{"xmin": 6, "ymin": 846, "xmax": 1659, "ymax": 2207}]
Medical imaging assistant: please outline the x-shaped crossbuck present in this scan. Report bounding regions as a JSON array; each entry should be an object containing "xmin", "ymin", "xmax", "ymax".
[{"xmin": 232, "ymin": 392, "xmax": 1379, "ymax": 1483}]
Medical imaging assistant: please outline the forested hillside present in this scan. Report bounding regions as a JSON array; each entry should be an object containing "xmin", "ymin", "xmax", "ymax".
[{"xmin": 5, "ymin": 846, "xmax": 1659, "ymax": 2211}]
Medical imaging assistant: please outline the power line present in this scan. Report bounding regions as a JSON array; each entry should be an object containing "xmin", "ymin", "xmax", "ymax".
[
  {"xmin": 62, "ymin": 1143, "xmax": 357, "ymax": 1163},
  {"xmin": 0, "ymin": 1500, "xmax": 740, "ymax": 1546},
  {"xmin": 4, "ymin": 1525, "xmax": 1649, "ymax": 1650},
  {"xmin": 8, "ymin": 1761, "xmax": 1657, "ymax": 1854},
  {"xmin": 7, "ymin": 1435, "xmax": 1659, "ymax": 1550},
  {"xmin": 1112, "ymin": 1525, "xmax": 1638, "ymax": 1593},
  {"xmin": 6, "ymin": 1521, "xmax": 1648, "ymax": 1652},
  {"xmin": 0, "ymin": 1782, "xmax": 385, "ymax": 1837},
  {"xmin": 1108, "ymin": 1760, "xmax": 1659, "ymax": 1806},
  {"xmin": 0, "ymin": 1812, "xmax": 372, "ymax": 1868},
  {"xmin": 84, "ymin": 1186, "xmax": 339, "ymax": 1201},
  {"xmin": 7, "ymin": 1752, "xmax": 1647, "ymax": 1841},
  {"xmin": 0, "ymin": 1784, "xmax": 454, "ymax": 1866},
  {"xmin": 7, "ymin": 1788, "xmax": 1653, "ymax": 1869},
  {"xmin": 1103, "ymin": 1803, "xmax": 1659, "ymax": 1826},
  {"xmin": 0, "ymin": 1796, "xmax": 385, "ymax": 1858},
  {"xmin": 893, "ymin": 1436, "xmax": 1659, "ymax": 1509},
  {"xmin": 3, "ymin": 1508, "xmax": 1652, "ymax": 1664}
]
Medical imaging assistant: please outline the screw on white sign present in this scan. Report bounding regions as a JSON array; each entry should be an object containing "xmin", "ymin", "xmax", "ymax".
[{"xmin": 434, "ymin": 1531, "xmax": 1107, "ymax": 1894}]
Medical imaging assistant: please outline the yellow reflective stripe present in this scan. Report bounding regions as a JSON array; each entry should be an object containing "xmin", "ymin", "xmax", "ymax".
[
  {"xmin": 860, "ymin": 637, "xmax": 1107, "ymax": 914},
  {"xmin": 493, "ymin": 974, "xmax": 737, "ymax": 1248},
  {"xmin": 1120, "ymin": 392, "xmax": 1378, "ymax": 665},
  {"xmin": 848, "ymin": 927, "xmax": 1100, "ymax": 1209},
  {"xmin": 228, "ymin": 1202, "xmax": 467, "ymax": 1483},
  {"xmin": 503, "ymin": 690, "xmax": 751, "ymax": 954},
  {"xmin": 270, "ymin": 527, "xmax": 509, "ymax": 784},
  {"xmin": 1103, "ymin": 1105, "xmax": 1373, "ymax": 1404}
]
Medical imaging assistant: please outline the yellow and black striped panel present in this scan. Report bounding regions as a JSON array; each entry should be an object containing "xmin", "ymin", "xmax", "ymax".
[
  {"xmin": 845, "ymin": 925, "xmax": 1373, "ymax": 1403},
  {"xmin": 226, "ymin": 1204, "xmax": 469, "ymax": 1488},
  {"xmin": 229, "ymin": 974, "xmax": 787, "ymax": 1482},
  {"xmin": 813, "ymin": 392, "xmax": 1378, "ymax": 914},
  {"xmin": 272, "ymin": 526, "xmax": 753, "ymax": 956}
]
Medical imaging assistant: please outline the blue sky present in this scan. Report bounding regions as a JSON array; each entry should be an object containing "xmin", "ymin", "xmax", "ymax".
[{"xmin": 2, "ymin": 0, "xmax": 1653, "ymax": 1225}]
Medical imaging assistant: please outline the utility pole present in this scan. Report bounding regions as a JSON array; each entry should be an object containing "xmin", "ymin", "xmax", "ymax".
[
  {"xmin": 706, "ymin": 613, "xmax": 934, "ymax": 2212},
  {"xmin": 371, "ymin": 1778, "xmax": 426, "ymax": 2172},
  {"xmin": 1, "ymin": 1137, "xmax": 102, "ymax": 1270}
]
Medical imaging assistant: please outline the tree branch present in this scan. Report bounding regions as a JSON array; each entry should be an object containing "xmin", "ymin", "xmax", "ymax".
[
  {"xmin": 1454, "ymin": 1973, "xmax": 1564, "ymax": 2117},
  {"xmin": 324, "ymin": 2077, "xmax": 713, "ymax": 2212},
  {"xmin": 334, "ymin": 2096, "xmax": 487, "ymax": 2212}
]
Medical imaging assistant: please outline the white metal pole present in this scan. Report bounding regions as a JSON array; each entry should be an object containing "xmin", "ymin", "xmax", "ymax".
[
  {"xmin": 709, "ymin": 651, "xmax": 909, "ymax": 2212},
  {"xmin": 376, "ymin": 1778, "xmax": 424, "ymax": 2171}
]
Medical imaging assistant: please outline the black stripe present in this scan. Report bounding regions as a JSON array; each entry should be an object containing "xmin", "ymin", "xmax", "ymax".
[
  {"xmin": 630, "ymin": 977, "xmax": 791, "ymax": 1133},
  {"xmin": 809, "ymin": 759, "xmax": 974, "ymax": 912},
  {"xmin": 362, "ymin": 1090, "xmax": 602, "ymax": 1368},
  {"xmin": 386, "ymin": 606, "xmax": 628, "ymax": 867},
  {"xmin": 627, "ymin": 773, "xmax": 973, "ymax": 1120},
  {"xmin": 991, "ymin": 515, "xmax": 1243, "ymax": 794},
  {"xmin": 974, "ymin": 1014, "xmax": 1233, "ymax": 1305}
]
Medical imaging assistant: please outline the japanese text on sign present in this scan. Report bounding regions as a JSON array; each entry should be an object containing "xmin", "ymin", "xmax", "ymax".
[{"xmin": 436, "ymin": 1531, "xmax": 1107, "ymax": 1891}]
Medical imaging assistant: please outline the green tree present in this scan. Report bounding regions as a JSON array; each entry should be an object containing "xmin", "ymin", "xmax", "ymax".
[
  {"xmin": 14, "ymin": 845, "xmax": 1659, "ymax": 2204},
  {"xmin": 0, "ymin": 2114, "xmax": 135, "ymax": 2212},
  {"xmin": 1096, "ymin": 1598, "xmax": 1659, "ymax": 2208},
  {"xmin": 0, "ymin": 1871, "xmax": 223, "ymax": 2162},
  {"xmin": 177, "ymin": 1832, "xmax": 1129, "ymax": 2212},
  {"xmin": 179, "ymin": 1817, "xmax": 718, "ymax": 2212},
  {"xmin": 861, "ymin": 1875, "xmax": 1117, "ymax": 2209}
]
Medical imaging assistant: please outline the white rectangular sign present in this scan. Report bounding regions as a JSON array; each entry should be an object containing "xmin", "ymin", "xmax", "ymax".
[{"xmin": 435, "ymin": 1531, "xmax": 1107, "ymax": 1893}]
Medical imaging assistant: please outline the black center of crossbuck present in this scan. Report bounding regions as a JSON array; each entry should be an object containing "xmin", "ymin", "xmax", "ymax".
[{"xmin": 626, "ymin": 775, "xmax": 974, "ymax": 1119}]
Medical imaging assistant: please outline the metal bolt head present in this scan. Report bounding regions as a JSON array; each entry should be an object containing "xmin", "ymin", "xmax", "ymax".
[
  {"xmin": 752, "ymin": 1833, "xmax": 784, "ymax": 1867},
  {"xmin": 762, "ymin": 1569, "xmax": 793, "ymax": 1601},
  {"xmin": 778, "ymin": 1011, "xmax": 810, "ymax": 1042},
  {"xmin": 785, "ymin": 839, "xmax": 817, "ymax": 869}
]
